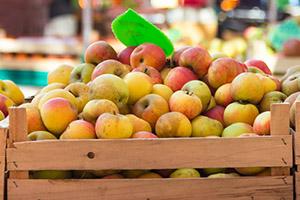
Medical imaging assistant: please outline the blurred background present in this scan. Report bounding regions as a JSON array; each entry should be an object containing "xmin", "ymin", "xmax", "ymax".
[{"xmin": 0, "ymin": 0, "xmax": 300, "ymax": 95}]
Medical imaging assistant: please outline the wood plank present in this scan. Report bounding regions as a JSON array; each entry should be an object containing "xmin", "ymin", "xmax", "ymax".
[
  {"xmin": 296, "ymin": 172, "xmax": 300, "ymax": 199},
  {"xmin": 0, "ymin": 128, "xmax": 7, "ymax": 200},
  {"xmin": 8, "ymin": 107, "xmax": 29, "ymax": 179},
  {"xmin": 7, "ymin": 136, "xmax": 292, "ymax": 171},
  {"xmin": 270, "ymin": 103, "xmax": 290, "ymax": 176},
  {"xmin": 7, "ymin": 176, "xmax": 293, "ymax": 200},
  {"xmin": 295, "ymin": 103, "xmax": 300, "ymax": 166}
]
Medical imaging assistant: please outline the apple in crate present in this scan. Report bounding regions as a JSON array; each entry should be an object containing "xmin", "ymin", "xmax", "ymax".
[
  {"xmin": 126, "ymin": 114, "xmax": 152, "ymax": 134},
  {"xmin": 0, "ymin": 80, "xmax": 24, "ymax": 105},
  {"xmin": 253, "ymin": 111, "xmax": 270, "ymax": 135},
  {"xmin": 155, "ymin": 112, "xmax": 192, "ymax": 137},
  {"xmin": 244, "ymin": 59, "xmax": 272, "ymax": 75},
  {"xmin": 39, "ymin": 83, "xmax": 65, "ymax": 94},
  {"xmin": 38, "ymin": 89, "xmax": 77, "ymax": 110},
  {"xmin": 151, "ymin": 84, "xmax": 173, "ymax": 101},
  {"xmin": 65, "ymin": 82, "xmax": 89, "ymax": 113},
  {"xmin": 81, "ymin": 99, "xmax": 119, "ymax": 124},
  {"xmin": 132, "ymin": 66, "xmax": 163, "ymax": 84},
  {"xmin": 95, "ymin": 113, "xmax": 133, "ymax": 139},
  {"xmin": 91, "ymin": 59, "xmax": 130, "ymax": 80},
  {"xmin": 132, "ymin": 94, "xmax": 169, "ymax": 128},
  {"xmin": 19, "ymin": 103, "xmax": 46, "ymax": 133},
  {"xmin": 259, "ymin": 91, "xmax": 287, "ymax": 112},
  {"xmin": 224, "ymin": 102, "xmax": 259, "ymax": 126},
  {"xmin": 123, "ymin": 72, "xmax": 153, "ymax": 105},
  {"xmin": 47, "ymin": 64, "xmax": 73, "ymax": 86},
  {"xmin": 204, "ymin": 105, "xmax": 225, "ymax": 126},
  {"xmin": 169, "ymin": 90, "xmax": 202, "ymax": 120},
  {"xmin": 84, "ymin": 41, "xmax": 117, "ymax": 65},
  {"xmin": 170, "ymin": 168, "xmax": 201, "ymax": 178},
  {"xmin": 138, "ymin": 172, "xmax": 162, "ymax": 179},
  {"xmin": 222, "ymin": 123, "xmax": 254, "ymax": 138},
  {"xmin": 70, "ymin": 63, "xmax": 95, "ymax": 84},
  {"xmin": 179, "ymin": 47, "xmax": 212, "ymax": 78},
  {"xmin": 131, "ymin": 131, "xmax": 157, "ymax": 138},
  {"xmin": 118, "ymin": 46, "xmax": 136, "ymax": 65},
  {"xmin": 0, "ymin": 93, "xmax": 14, "ymax": 117},
  {"xmin": 60, "ymin": 120, "xmax": 96, "ymax": 139},
  {"xmin": 214, "ymin": 83, "xmax": 233, "ymax": 107},
  {"xmin": 164, "ymin": 67, "xmax": 198, "ymax": 91},
  {"xmin": 191, "ymin": 116, "xmax": 223, "ymax": 137},
  {"xmin": 27, "ymin": 131, "xmax": 57, "ymax": 140},
  {"xmin": 130, "ymin": 43, "xmax": 166, "ymax": 71},
  {"xmin": 208, "ymin": 58, "xmax": 247, "ymax": 89},
  {"xmin": 40, "ymin": 97, "xmax": 78, "ymax": 136},
  {"xmin": 89, "ymin": 74, "xmax": 129, "ymax": 109},
  {"xmin": 182, "ymin": 80, "xmax": 212, "ymax": 111}
]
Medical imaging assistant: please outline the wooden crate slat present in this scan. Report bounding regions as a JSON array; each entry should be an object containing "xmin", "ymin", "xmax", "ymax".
[
  {"xmin": 0, "ymin": 128, "xmax": 7, "ymax": 200},
  {"xmin": 7, "ymin": 136, "xmax": 292, "ymax": 171},
  {"xmin": 8, "ymin": 176, "xmax": 293, "ymax": 200}
]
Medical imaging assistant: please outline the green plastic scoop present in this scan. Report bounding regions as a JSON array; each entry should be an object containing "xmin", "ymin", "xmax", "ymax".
[{"xmin": 112, "ymin": 9, "xmax": 174, "ymax": 56}]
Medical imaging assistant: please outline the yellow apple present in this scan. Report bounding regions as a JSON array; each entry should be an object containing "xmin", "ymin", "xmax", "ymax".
[{"xmin": 48, "ymin": 64, "xmax": 73, "ymax": 85}]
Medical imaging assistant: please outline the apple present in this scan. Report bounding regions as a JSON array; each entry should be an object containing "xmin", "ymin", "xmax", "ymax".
[
  {"xmin": 31, "ymin": 170, "xmax": 72, "ymax": 179},
  {"xmin": 179, "ymin": 47, "xmax": 212, "ymax": 78},
  {"xmin": 208, "ymin": 58, "xmax": 247, "ymax": 89},
  {"xmin": 281, "ymin": 73, "xmax": 300, "ymax": 96},
  {"xmin": 208, "ymin": 173, "xmax": 240, "ymax": 178},
  {"xmin": 118, "ymin": 46, "xmax": 136, "ymax": 65},
  {"xmin": 182, "ymin": 80, "xmax": 211, "ymax": 111},
  {"xmin": 47, "ymin": 64, "xmax": 73, "ymax": 86},
  {"xmin": 126, "ymin": 114, "xmax": 152, "ymax": 133},
  {"xmin": 0, "ymin": 80, "xmax": 24, "ymax": 105},
  {"xmin": 27, "ymin": 131, "xmax": 57, "ymax": 140},
  {"xmin": 60, "ymin": 119, "xmax": 96, "ymax": 139},
  {"xmin": 132, "ymin": 94, "xmax": 169, "ymax": 127},
  {"xmin": 132, "ymin": 66, "xmax": 163, "ymax": 84},
  {"xmin": 253, "ymin": 111, "xmax": 270, "ymax": 135},
  {"xmin": 65, "ymin": 82, "xmax": 89, "ymax": 112},
  {"xmin": 244, "ymin": 59, "xmax": 272, "ymax": 75},
  {"xmin": 169, "ymin": 90, "xmax": 202, "ymax": 119},
  {"xmin": 19, "ymin": 103, "xmax": 46, "ymax": 133},
  {"xmin": 224, "ymin": 102, "xmax": 259, "ymax": 126},
  {"xmin": 40, "ymin": 97, "xmax": 78, "ymax": 136},
  {"xmin": 38, "ymin": 89, "xmax": 77, "ymax": 111},
  {"xmin": 170, "ymin": 168, "xmax": 200, "ymax": 178},
  {"xmin": 256, "ymin": 74, "xmax": 279, "ymax": 94},
  {"xmin": 204, "ymin": 105, "xmax": 225, "ymax": 126},
  {"xmin": 235, "ymin": 167, "xmax": 265, "ymax": 176},
  {"xmin": 70, "ymin": 63, "xmax": 95, "ymax": 83},
  {"xmin": 160, "ymin": 67, "xmax": 172, "ymax": 81},
  {"xmin": 95, "ymin": 113, "xmax": 133, "ymax": 139},
  {"xmin": 122, "ymin": 170, "xmax": 149, "ymax": 178},
  {"xmin": 282, "ymin": 38, "xmax": 300, "ymax": 57},
  {"xmin": 138, "ymin": 172, "xmax": 162, "ymax": 179},
  {"xmin": 247, "ymin": 66, "xmax": 265, "ymax": 74},
  {"xmin": 102, "ymin": 174, "xmax": 124, "ymax": 179},
  {"xmin": 131, "ymin": 131, "xmax": 158, "ymax": 138},
  {"xmin": 91, "ymin": 59, "xmax": 129, "ymax": 80},
  {"xmin": 203, "ymin": 168, "xmax": 226, "ymax": 175},
  {"xmin": 81, "ymin": 99, "xmax": 119, "ymax": 124},
  {"xmin": 206, "ymin": 97, "xmax": 216, "ymax": 111},
  {"xmin": 172, "ymin": 46, "xmax": 191, "ymax": 66},
  {"xmin": 151, "ymin": 84, "xmax": 173, "ymax": 102},
  {"xmin": 0, "ymin": 94, "xmax": 14, "ymax": 117},
  {"xmin": 191, "ymin": 115, "xmax": 223, "ymax": 137},
  {"xmin": 222, "ymin": 122, "xmax": 254, "ymax": 137},
  {"xmin": 259, "ymin": 91, "xmax": 287, "ymax": 112},
  {"xmin": 214, "ymin": 83, "xmax": 233, "ymax": 107},
  {"xmin": 84, "ymin": 41, "xmax": 117, "ymax": 65},
  {"xmin": 285, "ymin": 91, "xmax": 300, "ymax": 105},
  {"xmin": 155, "ymin": 112, "xmax": 192, "ymax": 137},
  {"xmin": 89, "ymin": 74, "xmax": 129, "ymax": 108},
  {"xmin": 73, "ymin": 171, "xmax": 95, "ymax": 179},
  {"xmin": 231, "ymin": 72, "xmax": 264, "ymax": 104},
  {"xmin": 123, "ymin": 72, "xmax": 153, "ymax": 105},
  {"xmin": 130, "ymin": 43, "xmax": 166, "ymax": 71},
  {"xmin": 92, "ymin": 170, "xmax": 121, "ymax": 177},
  {"xmin": 164, "ymin": 67, "xmax": 198, "ymax": 91},
  {"xmin": 39, "ymin": 83, "xmax": 65, "ymax": 94}
]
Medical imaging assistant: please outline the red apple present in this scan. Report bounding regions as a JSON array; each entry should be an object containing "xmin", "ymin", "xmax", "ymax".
[
  {"xmin": 244, "ymin": 59, "xmax": 272, "ymax": 75},
  {"xmin": 132, "ymin": 66, "xmax": 163, "ymax": 84},
  {"xmin": 172, "ymin": 47, "xmax": 191, "ymax": 66},
  {"xmin": 164, "ymin": 67, "xmax": 198, "ymax": 91},
  {"xmin": 0, "ymin": 94, "xmax": 14, "ymax": 117},
  {"xmin": 91, "ymin": 59, "xmax": 130, "ymax": 80},
  {"xmin": 118, "ymin": 46, "xmax": 136, "ymax": 65},
  {"xmin": 131, "ymin": 131, "xmax": 158, "ymax": 138},
  {"xmin": 282, "ymin": 38, "xmax": 300, "ymax": 57},
  {"xmin": 204, "ymin": 105, "xmax": 225, "ymax": 126},
  {"xmin": 130, "ymin": 43, "xmax": 166, "ymax": 71},
  {"xmin": 208, "ymin": 58, "xmax": 247, "ymax": 89},
  {"xmin": 84, "ymin": 41, "xmax": 117, "ymax": 65},
  {"xmin": 179, "ymin": 47, "xmax": 212, "ymax": 78}
]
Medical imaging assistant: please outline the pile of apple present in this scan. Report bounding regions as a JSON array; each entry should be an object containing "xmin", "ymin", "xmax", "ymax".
[
  {"xmin": 24, "ymin": 40, "xmax": 289, "ymax": 179},
  {"xmin": 0, "ymin": 80, "xmax": 24, "ymax": 122}
]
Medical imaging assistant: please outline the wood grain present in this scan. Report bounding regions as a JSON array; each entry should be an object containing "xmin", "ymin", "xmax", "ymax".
[
  {"xmin": 7, "ymin": 136, "xmax": 292, "ymax": 171},
  {"xmin": 0, "ymin": 128, "xmax": 7, "ymax": 200},
  {"xmin": 8, "ymin": 176, "xmax": 293, "ymax": 200},
  {"xmin": 8, "ymin": 107, "xmax": 29, "ymax": 179},
  {"xmin": 295, "ymin": 102, "xmax": 300, "ymax": 165},
  {"xmin": 270, "ymin": 103, "xmax": 290, "ymax": 176}
]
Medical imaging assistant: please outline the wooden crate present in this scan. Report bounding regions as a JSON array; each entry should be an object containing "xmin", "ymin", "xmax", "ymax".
[
  {"xmin": 0, "ymin": 121, "xmax": 8, "ymax": 200},
  {"xmin": 294, "ymin": 102, "xmax": 300, "ymax": 199},
  {"xmin": 6, "ymin": 104, "xmax": 293, "ymax": 200}
]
